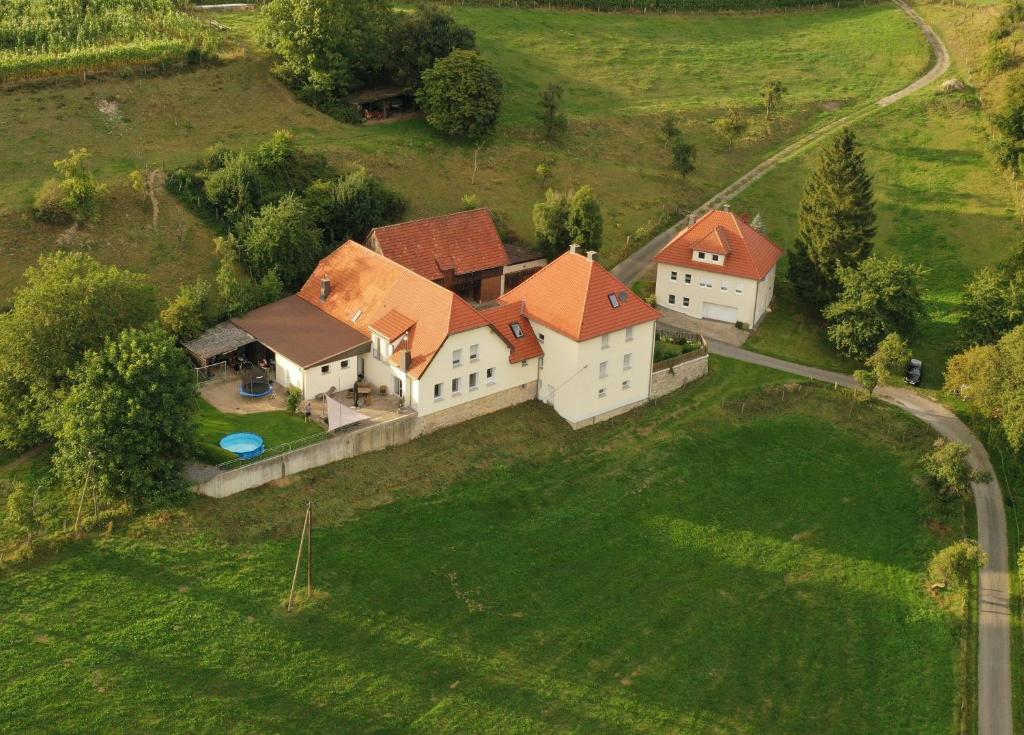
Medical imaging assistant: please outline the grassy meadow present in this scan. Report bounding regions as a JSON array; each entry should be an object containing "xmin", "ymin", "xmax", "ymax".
[
  {"xmin": 0, "ymin": 4, "xmax": 929, "ymax": 300},
  {"xmin": 0, "ymin": 359, "xmax": 970, "ymax": 734},
  {"xmin": 735, "ymin": 3, "xmax": 1020, "ymax": 386}
]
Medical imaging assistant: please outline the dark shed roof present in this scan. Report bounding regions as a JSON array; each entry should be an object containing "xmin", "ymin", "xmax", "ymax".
[
  {"xmin": 182, "ymin": 321, "xmax": 254, "ymax": 362},
  {"xmin": 232, "ymin": 295, "xmax": 370, "ymax": 369}
]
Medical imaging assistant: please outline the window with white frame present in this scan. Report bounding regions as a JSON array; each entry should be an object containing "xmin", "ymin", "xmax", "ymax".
[
  {"xmin": 712, "ymin": 254, "xmax": 720, "ymax": 262},
  {"xmin": 735, "ymin": 284, "xmax": 744, "ymax": 294},
  {"xmin": 321, "ymin": 364, "xmax": 330, "ymax": 374},
  {"xmin": 668, "ymin": 294, "xmax": 676, "ymax": 305},
  {"xmin": 598, "ymin": 387, "xmax": 607, "ymax": 398},
  {"xmin": 623, "ymin": 353, "xmax": 632, "ymax": 370},
  {"xmin": 698, "ymin": 252, "xmax": 706, "ymax": 260},
  {"xmin": 625, "ymin": 326, "xmax": 634, "ymax": 342},
  {"xmin": 433, "ymin": 383, "xmax": 443, "ymax": 400},
  {"xmin": 372, "ymin": 335, "xmax": 381, "ymax": 359},
  {"xmin": 340, "ymin": 360, "xmax": 349, "ymax": 369},
  {"xmin": 601, "ymin": 334, "xmax": 610, "ymax": 350},
  {"xmin": 451, "ymin": 377, "xmax": 461, "ymax": 395},
  {"xmin": 452, "ymin": 349, "xmax": 462, "ymax": 367},
  {"xmin": 622, "ymin": 379, "xmax": 630, "ymax": 391},
  {"xmin": 599, "ymin": 361, "xmax": 608, "ymax": 378},
  {"xmin": 469, "ymin": 372, "xmax": 478, "ymax": 390},
  {"xmin": 683, "ymin": 296, "xmax": 690, "ymax": 307},
  {"xmin": 470, "ymin": 344, "xmax": 479, "ymax": 362},
  {"xmin": 538, "ymin": 332, "xmax": 545, "ymax": 343},
  {"xmin": 670, "ymin": 271, "xmax": 678, "ymax": 281},
  {"xmin": 721, "ymin": 282, "xmax": 728, "ymax": 291},
  {"xmin": 486, "ymin": 367, "xmax": 496, "ymax": 384},
  {"xmin": 684, "ymin": 273, "xmax": 692, "ymax": 284}
]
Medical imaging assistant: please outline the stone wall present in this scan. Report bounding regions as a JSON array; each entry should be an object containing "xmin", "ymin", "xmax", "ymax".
[
  {"xmin": 651, "ymin": 353, "xmax": 709, "ymax": 399},
  {"xmin": 416, "ymin": 381, "xmax": 538, "ymax": 436},
  {"xmin": 195, "ymin": 414, "xmax": 418, "ymax": 498}
]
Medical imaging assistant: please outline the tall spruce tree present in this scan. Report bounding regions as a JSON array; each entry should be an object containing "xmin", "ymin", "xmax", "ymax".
[{"xmin": 789, "ymin": 128, "xmax": 877, "ymax": 309}]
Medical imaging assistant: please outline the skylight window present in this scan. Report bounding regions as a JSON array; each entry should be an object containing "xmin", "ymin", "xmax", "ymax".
[
  {"xmin": 510, "ymin": 322, "xmax": 524, "ymax": 338},
  {"xmin": 619, "ymin": 291, "xmax": 629, "ymax": 302},
  {"xmin": 352, "ymin": 309, "xmax": 363, "ymax": 322},
  {"xmin": 608, "ymin": 293, "xmax": 620, "ymax": 308}
]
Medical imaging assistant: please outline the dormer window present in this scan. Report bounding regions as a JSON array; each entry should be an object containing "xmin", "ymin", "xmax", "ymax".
[
  {"xmin": 510, "ymin": 322, "xmax": 524, "ymax": 339},
  {"xmin": 698, "ymin": 252, "xmax": 706, "ymax": 260},
  {"xmin": 712, "ymin": 254, "xmax": 720, "ymax": 262}
]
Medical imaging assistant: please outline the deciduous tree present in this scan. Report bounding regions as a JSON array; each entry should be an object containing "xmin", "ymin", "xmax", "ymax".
[
  {"xmin": 865, "ymin": 332, "xmax": 910, "ymax": 384},
  {"xmin": 54, "ymin": 327, "xmax": 196, "ymax": 510},
  {"xmin": 567, "ymin": 185, "xmax": 603, "ymax": 250},
  {"xmin": 823, "ymin": 256, "xmax": 926, "ymax": 360},
  {"xmin": 160, "ymin": 279, "xmax": 213, "ymax": 342},
  {"xmin": 538, "ymin": 83, "xmax": 568, "ymax": 141},
  {"xmin": 388, "ymin": 4, "xmax": 476, "ymax": 87},
  {"xmin": 303, "ymin": 166, "xmax": 407, "ymax": 245},
  {"xmin": 0, "ymin": 252, "xmax": 156, "ymax": 449},
  {"xmin": 532, "ymin": 188, "xmax": 571, "ymax": 260},
  {"xmin": 238, "ymin": 194, "xmax": 323, "ymax": 290},
  {"xmin": 416, "ymin": 50, "xmax": 504, "ymax": 140}
]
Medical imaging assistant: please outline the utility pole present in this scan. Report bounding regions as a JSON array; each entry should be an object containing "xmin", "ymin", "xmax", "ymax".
[{"xmin": 287, "ymin": 500, "xmax": 314, "ymax": 611}]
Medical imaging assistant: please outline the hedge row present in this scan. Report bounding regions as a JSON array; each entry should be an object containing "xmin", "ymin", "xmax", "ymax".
[{"xmin": 439, "ymin": 0, "xmax": 879, "ymax": 12}]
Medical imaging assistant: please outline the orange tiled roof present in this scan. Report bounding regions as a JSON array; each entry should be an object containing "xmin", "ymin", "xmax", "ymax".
[
  {"xmin": 500, "ymin": 251, "xmax": 660, "ymax": 342},
  {"xmin": 479, "ymin": 301, "xmax": 544, "ymax": 363},
  {"xmin": 297, "ymin": 242, "xmax": 489, "ymax": 378},
  {"xmin": 369, "ymin": 209, "xmax": 509, "ymax": 282},
  {"xmin": 653, "ymin": 210, "xmax": 783, "ymax": 280},
  {"xmin": 370, "ymin": 309, "xmax": 416, "ymax": 342}
]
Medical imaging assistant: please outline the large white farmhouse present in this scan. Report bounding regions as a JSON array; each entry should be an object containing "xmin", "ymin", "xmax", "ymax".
[
  {"xmin": 222, "ymin": 239, "xmax": 661, "ymax": 430},
  {"xmin": 653, "ymin": 210, "xmax": 784, "ymax": 328}
]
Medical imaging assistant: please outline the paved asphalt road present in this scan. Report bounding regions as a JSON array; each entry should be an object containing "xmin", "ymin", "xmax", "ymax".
[{"xmin": 706, "ymin": 340, "xmax": 1012, "ymax": 735}]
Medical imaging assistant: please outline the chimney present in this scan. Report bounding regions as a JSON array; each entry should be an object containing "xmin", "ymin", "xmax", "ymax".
[
  {"xmin": 688, "ymin": 213, "xmax": 697, "ymax": 226},
  {"xmin": 586, "ymin": 250, "xmax": 597, "ymax": 261},
  {"xmin": 569, "ymin": 243, "xmax": 580, "ymax": 254},
  {"xmin": 320, "ymin": 275, "xmax": 331, "ymax": 302},
  {"xmin": 722, "ymin": 202, "xmax": 732, "ymax": 212}
]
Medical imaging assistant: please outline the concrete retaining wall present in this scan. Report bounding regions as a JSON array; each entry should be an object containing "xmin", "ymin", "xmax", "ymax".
[
  {"xmin": 195, "ymin": 414, "xmax": 418, "ymax": 498},
  {"xmin": 416, "ymin": 381, "xmax": 538, "ymax": 436},
  {"xmin": 651, "ymin": 353, "xmax": 709, "ymax": 399}
]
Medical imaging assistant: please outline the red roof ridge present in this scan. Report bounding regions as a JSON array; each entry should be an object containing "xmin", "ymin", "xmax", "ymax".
[
  {"xmin": 370, "ymin": 207, "xmax": 492, "ymax": 232},
  {"xmin": 653, "ymin": 210, "xmax": 783, "ymax": 281}
]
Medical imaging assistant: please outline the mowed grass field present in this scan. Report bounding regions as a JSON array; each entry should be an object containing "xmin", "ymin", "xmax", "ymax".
[
  {"xmin": 0, "ymin": 360, "xmax": 968, "ymax": 734},
  {"xmin": 736, "ymin": 3, "xmax": 1020, "ymax": 384},
  {"xmin": 0, "ymin": 4, "xmax": 929, "ymax": 300}
]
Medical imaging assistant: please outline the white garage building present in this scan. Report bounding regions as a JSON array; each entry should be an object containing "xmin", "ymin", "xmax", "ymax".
[{"xmin": 653, "ymin": 209, "xmax": 784, "ymax": 329}]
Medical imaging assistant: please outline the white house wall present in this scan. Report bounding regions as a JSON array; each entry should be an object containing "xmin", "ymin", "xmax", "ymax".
[
  {"xmin": 535, "ymin": 320, "xmax": 655, "ymax": 425},
  {"xmin": 655, "ymin": 264, "xmax": 765, "ymax": 326},
  {"xmin": 414, "ymin": 325, "xmax": 538, "ymax": 417},
  {"xmin": 301, "ymin": 355, "xmax": 361, "ymax": 399}
]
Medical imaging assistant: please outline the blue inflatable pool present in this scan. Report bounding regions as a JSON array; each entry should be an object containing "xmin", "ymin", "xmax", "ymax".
[{"xmin": 219, "ymin": 432, "xmax": 265, "ymax": 459}]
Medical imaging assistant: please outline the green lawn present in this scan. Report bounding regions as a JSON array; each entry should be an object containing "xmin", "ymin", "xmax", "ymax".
[
  {"xmin": 195, "ymin": 398, "xmax": 324, "ymax": 463},
  {"xmin": 736, "ymin": 3, "xmax": 1020, "ymax": 386},
  {"xmin": 0, "ymin": 359, "xmax": 969, "ymax": 733},
  {"xmin": 0, "ymin": 4, "xmax": 929, "ymax": 300}
]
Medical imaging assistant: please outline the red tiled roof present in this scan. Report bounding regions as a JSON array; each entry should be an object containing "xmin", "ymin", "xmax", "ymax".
[
  {"xmin": 653, "ymin": 210, "xmax": 783, "ymax": 280},
  {"xmin": 479, "ymin": 301, "xmax": 544, "ymax": 363},
  {"xmin": 370, "ymin": 309, "xmax": 416, "ymax": 341},
  {"xmin": 369, "ymin": 209, "xmax": 509, "ymax": 282},
  {"xmin": 500, "ymin": 251, "xmax": 660, "ymax": 342},
  {"xmin": 297, "ymin": 242, "xmax": 489, "ymax": 378}
]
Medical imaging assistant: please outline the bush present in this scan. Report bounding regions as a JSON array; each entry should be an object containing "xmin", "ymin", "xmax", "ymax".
[
  {"xmin": 32, "ymin": 178, "xmax": 72, "ymax": 224},
  {"xmin": 928, "ymin": 540, "xmax": 986, "ymax": 595},
  {"xmin": 985, "ymin": 45, "xmax": 1016, "ymax": 76},
  {"xmin": 287, "ymin": 386, "xmax": 303, "ymax": 414},
  {"xmin": 416, "ymin": 50, "xmax": 504, "ymax": 139}
]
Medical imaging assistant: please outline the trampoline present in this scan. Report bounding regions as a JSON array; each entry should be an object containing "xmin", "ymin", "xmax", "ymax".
[
  {"xmin": 240, "ymin": 376, "xmax": 272, "ymax": 397},
  {"xmin": 219, "ymin": 432, "xmax": 265, "ymax": 459}
]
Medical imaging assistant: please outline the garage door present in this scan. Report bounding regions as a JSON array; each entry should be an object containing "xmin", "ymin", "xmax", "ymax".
[{"xmin": 702, "ymin": 302, "xmax": 738, "ymax": 323}]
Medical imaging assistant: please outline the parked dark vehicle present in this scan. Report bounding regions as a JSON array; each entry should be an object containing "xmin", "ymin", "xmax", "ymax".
[{"xmin": 905, "ymin": 358, "xmax": 923, "ymax": 386}]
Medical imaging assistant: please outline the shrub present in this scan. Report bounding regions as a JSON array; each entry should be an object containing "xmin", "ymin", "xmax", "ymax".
[
  {"xmin": 538, "ymin": 83, "xmax": 568, "ymax": 141},
  {"xmin": 985, "ymin": 45, "xmax": 1016, "ymax": 76},
  {"xmin": 32, "ymin": 178, "xmax": 72, "ymax": 224},
  {"xmin": 302, "ymin": 166, "xmax": 407, "ymax": 245},
  {"xmin": 287, "ymin": 386, "xmax": 303, "ymax": 414},
  {"xmin": 853, "ymin": 369, "xmax": 878, "ymax": 395},
  {"xmin": 160, "ymin": 279, "xmax": 212, "ymax": 342},
  {"xmin": 928, "ymin": 540, "xmax": 986, "ymax": 594},
  {"xmin": 238, "ymin": 194, "xmax": 323, "ymax": 290},
  {"xmin": 416, "ymin": 50, "xmax": 504, "ymax": 139},
  {"xmin": 921, "ymin": 438, "xmax": 985, "ymax": 500}
]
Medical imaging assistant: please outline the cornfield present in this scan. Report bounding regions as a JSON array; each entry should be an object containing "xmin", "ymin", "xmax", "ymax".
[
  {"xmin": 439, "ymin": 0, "xmax": 877, "ymax": 11},
  {"xmin": 0, "ymin": 0, "xmax": 219, "ymax": 82}
]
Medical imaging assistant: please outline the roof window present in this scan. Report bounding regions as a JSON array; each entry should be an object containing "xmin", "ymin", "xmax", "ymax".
[
  {"xmin": 608, "ymin": 293, "xmax": 620, "ymax": 308},
  {"xmin": 352, "ymin": 309, "xmax": 363, "ymax": 322},
  {"xmin": 619, "ymin": 290, "xmax": 629, "ymax": 302},
  {"xmin": 510, "ymin": 322, "xmax": 524, "ymax": 338}
]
